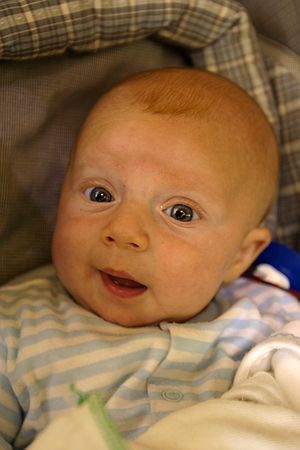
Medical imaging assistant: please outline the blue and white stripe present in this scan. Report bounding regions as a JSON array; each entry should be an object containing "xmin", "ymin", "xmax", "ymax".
[{"xmin": 1, "ymin": 265, "xmax": 300, "ymax": 448}]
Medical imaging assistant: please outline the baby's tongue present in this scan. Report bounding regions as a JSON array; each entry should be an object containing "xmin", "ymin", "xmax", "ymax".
[{"xmin": 110, "ymin": 275, "xmax": 145, "ymax": 289}]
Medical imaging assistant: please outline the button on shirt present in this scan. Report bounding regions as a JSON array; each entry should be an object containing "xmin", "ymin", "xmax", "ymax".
[{"xmin": 161, "ymin": 390, "xmax": 184, "ymax": 402}]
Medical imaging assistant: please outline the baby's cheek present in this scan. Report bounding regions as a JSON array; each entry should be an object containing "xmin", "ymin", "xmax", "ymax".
[
  {"xmin": 52, "ymin": 228, "xmax": 83, "ymax": 289},
  {"xmin": 56, "ymin": 214, "xmax": 83, "ymax": 242},
  {"xmin": 52, "ymin": 218, "xmax": 79, "ymax": 263},
  {"xmin": 158, "ymin": 238, "xmax": 198, "ymax": 277}
]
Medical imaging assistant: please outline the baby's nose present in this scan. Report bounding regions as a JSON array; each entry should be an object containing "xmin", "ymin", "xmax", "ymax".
[{"xmin": 101, "ymin": 207, "xmax": 150, "ymax": 252}]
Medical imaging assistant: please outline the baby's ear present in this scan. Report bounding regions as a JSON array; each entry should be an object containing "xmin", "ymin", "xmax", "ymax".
[{"xmin": 223, "ymin": 227, "xmax": 271, "ymax": 284}]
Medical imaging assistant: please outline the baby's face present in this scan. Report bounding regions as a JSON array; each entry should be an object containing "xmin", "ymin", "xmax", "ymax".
[{"xmin": 52, "ymin": 105, "xmax": 267, "ymax": 326}]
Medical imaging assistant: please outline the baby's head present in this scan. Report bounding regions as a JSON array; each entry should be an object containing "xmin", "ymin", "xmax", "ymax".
[{"xmin": 52, "ymin": 68, "xmax": 278, "ymax": 327}]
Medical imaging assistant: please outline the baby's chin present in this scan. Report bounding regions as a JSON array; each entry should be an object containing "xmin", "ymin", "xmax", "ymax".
[
  {"xmin": 98, "ymin": 311, "xmax": 162, "ymax": 328},
  {"xmin": 68, "ymin": 288, "xmax": 202, "ymax": 327},
  {"xmin": 84, "ymin": 304, "xmax": 176, "ymax": 327},
  {"xmin": 70, "ymin": 295, "xmax": 155, "ymax": 327},
  {"xmin": 95, "ymin": 309, "xmax": 200, "ymax": 328}
]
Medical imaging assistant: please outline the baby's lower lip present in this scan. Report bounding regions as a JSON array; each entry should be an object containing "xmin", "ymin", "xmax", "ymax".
[{"xmin": 100, "ymin": 271, "xmax": 147, "ymax": 299}]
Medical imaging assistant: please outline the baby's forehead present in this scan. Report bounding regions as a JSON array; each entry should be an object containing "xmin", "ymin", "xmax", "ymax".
[
  {"xmin": 90, "ymin": 75, "xmax": 267, "ymax": 147},
  {"xmin": 76, "ymin": 93, "xmax": 258, "ymax": 178},
  {"xmin": 75, "ymin": 107, "xmax": 250, "ymax": 204},
  {"xmin": 79, "ymin": 69, "xmax": 276, "ymax": 173}
]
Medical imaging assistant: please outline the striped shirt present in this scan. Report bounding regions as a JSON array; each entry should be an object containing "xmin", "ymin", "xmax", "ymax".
[{"xmin": 1, "ymin": 265, "xmax": 300, "ymax": 449}]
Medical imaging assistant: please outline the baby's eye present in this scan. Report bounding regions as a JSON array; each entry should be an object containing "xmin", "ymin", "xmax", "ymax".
[
  {"xmin": 164, "ymin": 204, "xmax": 199, "ymax": 222},
  {"xmin": 84, "ymin": 186, "xmax": 114, "ymax": 203}
]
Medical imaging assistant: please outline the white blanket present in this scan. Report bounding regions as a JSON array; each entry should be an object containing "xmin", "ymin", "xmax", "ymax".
[{"xmin": 29, "ymin": 321, "xmax": 300, "ymax": 450}]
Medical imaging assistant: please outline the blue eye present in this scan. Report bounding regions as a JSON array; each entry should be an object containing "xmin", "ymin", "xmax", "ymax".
[
  {"xmin": 85, "ymin": 186, "xmax": 114, "ymax": 203},
  {"xmin": 164, "ymin": 204, "xmax": 199, "ymax": 222}
]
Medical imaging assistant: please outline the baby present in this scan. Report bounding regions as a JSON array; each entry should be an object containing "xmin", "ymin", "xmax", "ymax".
[
  {"xmin": 1, "ymin": 68, "xmax": 300, "ymax": 449},
  {"xmin": 52, "ymin": 67, "xmax": 277, "ymax": 327}
]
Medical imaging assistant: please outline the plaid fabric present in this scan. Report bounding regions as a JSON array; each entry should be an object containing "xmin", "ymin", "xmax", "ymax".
[{"xmin": 0, "ymin": 0, "xmax": 299, "ymax": 249}]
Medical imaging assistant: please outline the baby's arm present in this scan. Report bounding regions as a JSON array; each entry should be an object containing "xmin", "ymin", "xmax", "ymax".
[{"xmin": 225, "ymin": 320, "xmax": 300, "ymax": 410}]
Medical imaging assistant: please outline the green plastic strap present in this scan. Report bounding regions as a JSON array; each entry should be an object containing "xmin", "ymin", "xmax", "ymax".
[
  {"xmin": 70, "ymin": 384, "xmax": 127, "ymax": 450},
  {"xmin": 88, "ymin": 393, "xmax": 128, "ymax": 450}
]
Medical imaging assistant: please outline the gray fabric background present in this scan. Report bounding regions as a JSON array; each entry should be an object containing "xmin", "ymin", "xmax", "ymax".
[{"xmin": 239, "ymin": 0, "xmax": 300, "ymax": 55}]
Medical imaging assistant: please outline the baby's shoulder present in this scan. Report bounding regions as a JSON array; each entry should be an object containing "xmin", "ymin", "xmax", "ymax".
[
  {"xmin": 0, "ymin": 264, "xmax": 61, "ymax": 293},
  {"xmin": 0, "ymin": 265, "xmax": 68, "ymax": 320},
  {"xmin": 2, "ymin": 264, "xmax": 57, "ymax": 287},
  {"xmin": 218, "ymin": 276, "xmax": 300, "ymax": 321}
]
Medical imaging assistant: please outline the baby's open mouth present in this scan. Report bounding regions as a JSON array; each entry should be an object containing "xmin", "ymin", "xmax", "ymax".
[{"xmin": 100, "ymin": 269, "xmax": 147, "ymax": 299}]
